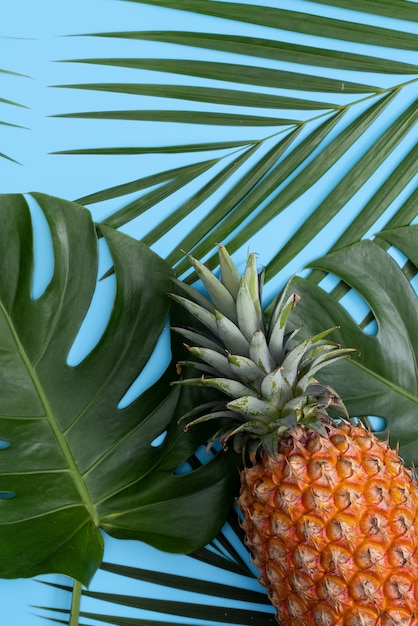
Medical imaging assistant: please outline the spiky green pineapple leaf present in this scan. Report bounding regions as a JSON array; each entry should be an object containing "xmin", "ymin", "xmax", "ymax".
[
  {"xmin": 284, "ymin": 224, "xmax": 418, "ymax": 465},
  {"xmin": 0, "ymin": 193, "xmax": 239, "ymax": 587}
]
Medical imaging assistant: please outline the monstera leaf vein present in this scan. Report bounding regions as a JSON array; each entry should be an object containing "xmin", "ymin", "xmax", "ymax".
[
  {"xmin": 5, "ymin": 310, "xmax": 100, "ymax": 525},
  {"xmin": 351, "ymin": 359, "xmax": 418, "ymax": 407}
]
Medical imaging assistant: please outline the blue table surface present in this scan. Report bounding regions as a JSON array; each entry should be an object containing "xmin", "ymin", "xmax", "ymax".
[{"xmin": 1, "ymin": 1, "xmax": 417, "ymax": 623}]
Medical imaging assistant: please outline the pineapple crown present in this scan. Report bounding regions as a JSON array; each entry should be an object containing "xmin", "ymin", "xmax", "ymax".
[{"xmin": 170, "ymin": 245, "xmax": 354, "ymax": 460}]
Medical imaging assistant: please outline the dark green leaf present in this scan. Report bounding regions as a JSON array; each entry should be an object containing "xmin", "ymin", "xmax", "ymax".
[
  {"xmin": 167, "ymin": 125, "xmax": 307, "ymax": 272},
  {"xmin": 54, "ymin": 82, "xmax": 340, "ymax": 111},
  {"xmin": 308, "ymin": 141, "xmax": 418, "ymax": 285},
  {"xmin": 89, "ymin": 31, "xmax": 418, "ymax": 75},
  {"xmin": 76, "ymin": 158, "xmax": 217, "ymax": 206},
  {"xmin": 63, "ymin": 587, "xmax": 275, "ymax": 624},
  {"xmin": 51, "ymin": 139, "xmax": 255, "ymax": 156},
  {"xmin": 139, "ymin": 143, "xmax": 262, "ymax": 248},
  {"xmin": 287, "ymin": 225, "xmax": 418, "ymax": 464},
  {"xmin": 178, "ymin": 91, "xmax": 396, "ymax": 276},
  {"xmin": 52, "ymin": 109, "xmax": 301, "ymax": 127},
  {"xmin": 0, "ymin": 193, "xmax": 171, "ymax": 585},
  {"xmin": 0, "ymin": 194, "xmax": 240, "ymax": 587},
  {"xmin": 99, "ymin": 562, "xmax": 269, "ymax": 604},
  {"xmin": 265, "ymin": 94, "xmax": 418, "ymax": 281},
  {"xmin": 305, "ymin": 0, "xmax": 418, "ymax": 22},
  {"xmin": 60, "ymin": 57, "xmax": 382, "ymax": 94},
  {"xmin": 0, "ymin": 96, "xmax": 29, "ymax": 108},
  {"xmin": 39, "ymin": 604, "xmax": 276, "ymax": 626},
  {"xmin": 383, "ymin": 186, "xmax": 418, "ymax": 231},
  {"xmin": 0, "ymin": 151, "xmax": 20, "ymax": 164},
  {"xmin": 123, "ymin": 2, "xmax": 418, "ymax": 51}
]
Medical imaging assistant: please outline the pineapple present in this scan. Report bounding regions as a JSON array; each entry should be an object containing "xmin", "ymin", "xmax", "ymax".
[{"xmin": 171, "ymin": 246, "xmax": 418, "ymax": 626}]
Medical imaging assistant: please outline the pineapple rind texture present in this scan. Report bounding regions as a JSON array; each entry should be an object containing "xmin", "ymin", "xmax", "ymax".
[
  {"xmin": 172, "ymin": 246, "xmax": 418, "ymax": 625},
  {"xmin": 238, "ymin": 420, "xmax": 418, "ymax": 625}
]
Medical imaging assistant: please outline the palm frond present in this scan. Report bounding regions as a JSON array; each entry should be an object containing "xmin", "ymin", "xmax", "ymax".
[
  {"xmin": 49, "ymin": 0, "xmax": 417, "ymax": 289},
  {"xmin": 7, "ymin": 3, "xmax": 418, "ymax": 625},
  {"xmin": 36, "ymin": 517, "xmax": 276, "ymax": 626},
  {"xmin": 116, "ymin": 1, "xmax": 418, "ymax": 50},
  {"xmin": 0, "ymin": 67, "xmax": 29, "ymax": 163},
  {"xmin": 304, "ymin": 0, "xmax": 418, "ymax": 22}
]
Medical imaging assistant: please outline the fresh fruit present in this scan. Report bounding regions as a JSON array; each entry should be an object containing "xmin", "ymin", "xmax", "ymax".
[{"xmin": 171, "ymin": 245, "xmax": 418, "ymax": 626}]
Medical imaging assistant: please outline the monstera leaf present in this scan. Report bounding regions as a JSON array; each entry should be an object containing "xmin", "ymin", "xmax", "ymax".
[
  {"xmin": 286, "ymin": 224, "xmax": 418, "ymax": 465},
  {"xmin": 0, "ymin": 193, "xmax": 238, "ymax": 588}
]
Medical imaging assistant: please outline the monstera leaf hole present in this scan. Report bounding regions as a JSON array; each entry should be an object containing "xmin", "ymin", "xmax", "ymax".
[
  {"xmin": 367, "ymin": 416, "xmax": 387, "ymax": 432},
  {"xmin": 26, "ymin": 194, "xmax": 54, "ymax": 300},
  {"xmin": 173, "ymin": 444, "xmax": 217, "ymax": 476},
  {"xmin": 317, "ymin": 270, "xmax": 378, "ymax": 336},
  {"xmin": 0, "ymin": 439, "xmax": 10, "ymax": 449},
  {"xmin": 386, "ymin": 243, "xmax": 409, "ymax": 267},
  {"xmin": 150, "ymin": 430, "xmax": 167, "ymax": 447},
  {"xmin": 385, "ymin": 242, "xmax": 418, "ymax": 295},
  {"xmin": 291, "ymin": 226, "xmax": 418, "ymax": 466},
  {"xmin": 0, "ymin": 491, "xmax": 16, "ymax": 499},
  {"xmin": 118, "ymin": 323, "xmax": 171, "ymax": 409},
  {"xmin": 67, "ymin": 237, "xmax": 117, "ymax": 367},
  {"xmin": 26, "ymin": 193, "xmax": 121, "ymax": 369},
  {"xmin": 338, "ymin": 287, "xmax": 378, "ymax": 336}
]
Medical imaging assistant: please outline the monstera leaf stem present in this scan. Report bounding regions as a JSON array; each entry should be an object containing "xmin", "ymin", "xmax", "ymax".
[{"xmin": 69, "ymin": 580, "xmax": 82, "ymax": 626}]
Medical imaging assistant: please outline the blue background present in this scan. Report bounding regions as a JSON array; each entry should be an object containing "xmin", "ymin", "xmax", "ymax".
[{"xmin": 1, "ymin": 1, "xmax": 418, "ymax": 624}]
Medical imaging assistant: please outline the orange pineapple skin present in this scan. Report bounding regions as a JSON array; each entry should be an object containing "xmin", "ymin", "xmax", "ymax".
[{"xmin": 238, "ymin": 421, "xmax": 418, "ymax": 626}]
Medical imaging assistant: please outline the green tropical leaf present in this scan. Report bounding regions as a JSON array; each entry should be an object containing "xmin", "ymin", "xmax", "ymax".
[
  {"xmin": 304, "ymin": 0, "xmax": 418, "ymax": 22},
  {"xmin": 169, "ymin": 88, "xmax": 416, "ymax": 278},
  {"xmin": 0, "ymin": 67, "xmax": 28, "ymax": 163},
  {"xmin": 51, "ymin": 139, "xmax": 255, "ymax": 156},
  {"xmin": 92, "ymin": 30, "xmax": 418, "ymax": 75},
  {"xmin": 263, "ymin": 95, "xmax": 418, "ymax": 282},
  {"xmin": 50, "ymin": 0, "xmax": 417, "ymax": 288},
  {"xmin": 0, "ymin": 193, "xmax": 240, "ymax": 588},
  {"xmin": 120, "ymin": 1, "xmax": 418, "ymax": 50},
  {"xmin": 75, "ymin": 158, "xmax": 219, "ymax": 222},
  {"xmin": 7, "ymin": 1, "xmax": 417, "ymax": 623},
  {"xmin": 42, "ymin": 595, "xmax": 275, "ymax": 625},
  {"xmin": 54, "ymin": 81, "xmax": 343, "ymax": 111},
  {"xmin": 285, "ymin": 224, "xmax": 418, "ymax": 465},
  {"xmin": 60, "ymin": 57, "xmax": 382, "ymax": 93},
  {"xmin": 53, "ymin": 109, "xmax": 301, "ymax": 127},
  {"xmin": 37, "ymin": 518, "xmax": 275, "ymax": 625}
]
